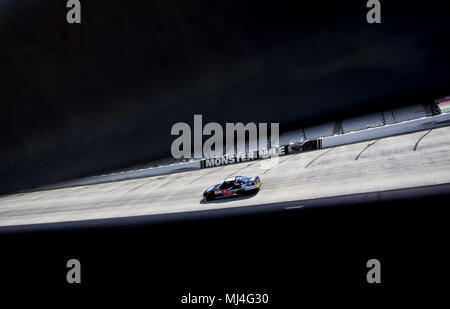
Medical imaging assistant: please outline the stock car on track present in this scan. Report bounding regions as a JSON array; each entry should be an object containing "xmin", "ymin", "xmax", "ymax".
[{"xmin": 203, "ymin": 176, "xmax": 262, "ymax": 201}]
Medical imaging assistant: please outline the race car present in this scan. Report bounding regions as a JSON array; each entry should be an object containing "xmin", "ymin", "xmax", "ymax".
[{"xmin": 203, "ymin": 176, "xmax": 262, "ymax": 201}]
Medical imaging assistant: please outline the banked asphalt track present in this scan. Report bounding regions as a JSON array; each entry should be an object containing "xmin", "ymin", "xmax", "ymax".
[{"xmin": 1, "ymin": 126, "xmax": 450, "ymax": 229}]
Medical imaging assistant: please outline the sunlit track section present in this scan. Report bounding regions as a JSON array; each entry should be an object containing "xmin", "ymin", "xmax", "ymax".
[{"xmin": 1, "ymin": 126, "xmax": 450, "ymax": 228}]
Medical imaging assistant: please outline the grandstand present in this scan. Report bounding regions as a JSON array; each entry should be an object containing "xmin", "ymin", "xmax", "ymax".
[
  {"xmin": 392, "ymin": 104, "xmax": 426, "ymax": 123},
  {"xmin": 91, "ymin": 102, "xmax": 442, "ymax": 176},
  {"xmin": 195, "ymin": 102, "xmax": 434, "ymax": 159},
  {"xmin": 342, "ymin": 113, "xmax": 384, "ymax": 133},
  {"xmin": 304, "ymin": 122, "xmax": 335, "ymax": 139},
  {"xmin": 383, "ymin": 110, "xmax": 396, "ymax": 125}
]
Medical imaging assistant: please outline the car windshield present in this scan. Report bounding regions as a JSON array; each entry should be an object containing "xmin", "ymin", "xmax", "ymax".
[
  {"xmin": 237, "ymin": 176, "xmax": 250, "ymax": 182},
  {"xmin": 219, "ymin": 181, "xmax": 234, "ymax": 189}
]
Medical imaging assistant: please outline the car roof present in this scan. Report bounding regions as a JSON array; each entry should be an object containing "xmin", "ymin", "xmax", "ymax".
[{"xmin": 224, "ymin": 176, "xmax": 248, "ymax": 182}]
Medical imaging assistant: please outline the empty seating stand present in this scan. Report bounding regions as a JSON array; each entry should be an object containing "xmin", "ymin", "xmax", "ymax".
[
  {"xmin": 342, "ymin": 113, "xmax": 383, "ymax": 133},
  {"xmin": 392, "ymin": 104, "xmax": 426, "ymax": 122},
  {"xmin": 383, "ymin": 110, "xmax": 396, "ymax": 125},
  {"xmin": 304, "ymin": 122, "xmax": 335, "ymax": 139}
]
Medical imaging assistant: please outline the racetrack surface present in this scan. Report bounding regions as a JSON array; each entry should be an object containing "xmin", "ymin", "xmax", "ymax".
[{"xmin": 1, "ymin": 126, "xmax": 450, "ymax": 228}]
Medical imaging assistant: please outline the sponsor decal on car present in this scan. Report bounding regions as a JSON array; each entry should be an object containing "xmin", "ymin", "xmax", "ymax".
[{"xmin": 221, "ymin": 189, "xmax": 233, "ymax": 196}]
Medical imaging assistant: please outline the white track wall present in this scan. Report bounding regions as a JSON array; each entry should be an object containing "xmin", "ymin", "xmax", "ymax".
[
  {"xmin": 321, "ymin": 113, "xmax": 450, "ymax": 148},
  {"xmin": 25, "ymin": 160, "xmax": 202, "ymax": 192}
]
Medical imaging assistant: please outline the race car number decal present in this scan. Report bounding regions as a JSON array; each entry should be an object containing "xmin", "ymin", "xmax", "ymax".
[{"xmin": 221, "ymin": 189, "xmax": 232, "ymax": 196}]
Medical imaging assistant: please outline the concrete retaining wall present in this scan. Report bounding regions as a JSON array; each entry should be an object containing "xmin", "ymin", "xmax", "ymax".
[
  {"xmin": 23, "ymin": 160, "xmax": 201, "ymax": 192},
  {"xmin": 321, "ymin": 113, "xmax": 450, "ymax": 148}
]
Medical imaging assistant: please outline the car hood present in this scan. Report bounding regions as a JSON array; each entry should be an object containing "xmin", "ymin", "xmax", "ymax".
[{"xmin": 205, "ymin": 184, "xmax": 221, "ymax": 193}]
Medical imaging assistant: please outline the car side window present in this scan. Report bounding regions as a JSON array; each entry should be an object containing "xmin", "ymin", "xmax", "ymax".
[{"xmin": 220, "ymin": 182, "xmax": 233, "ymax": 190}]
